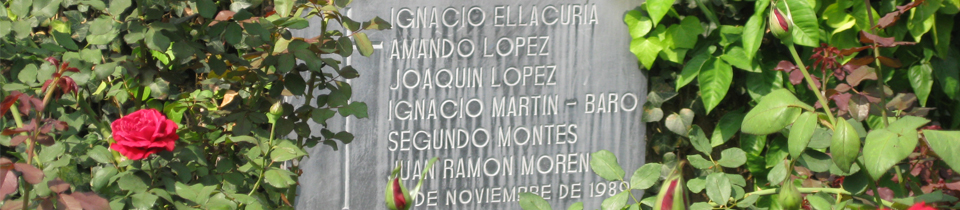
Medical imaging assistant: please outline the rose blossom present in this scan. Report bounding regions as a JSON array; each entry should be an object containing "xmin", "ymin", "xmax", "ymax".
[{"xmin": 110, "ymin": 109, "xmax": 179, "ymax": 160}]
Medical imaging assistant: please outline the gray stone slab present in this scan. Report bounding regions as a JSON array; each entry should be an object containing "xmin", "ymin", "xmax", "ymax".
[{"xmin": 292, "ymin": 1, "xmax": 647, "ymax": 209}]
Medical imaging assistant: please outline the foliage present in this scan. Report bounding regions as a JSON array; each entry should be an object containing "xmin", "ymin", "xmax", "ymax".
[
  {"xmin": 1, "ymin": 0, "xmax": 387, "ymax": 208},
  {"xmin": 523, "ymin": 0, "xmax": 960, "ymax": 209}
]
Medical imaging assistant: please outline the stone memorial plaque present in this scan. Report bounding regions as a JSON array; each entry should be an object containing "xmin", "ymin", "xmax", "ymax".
[{"xmin": 293, "ymin": 0, "xmax": 647, "ymax": 209}]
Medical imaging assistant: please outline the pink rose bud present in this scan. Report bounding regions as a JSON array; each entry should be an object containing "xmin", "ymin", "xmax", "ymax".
[
  {"xmin": 655, "ymin": 162, "xmax": 689, "ymax": 210},
  {"xmin": 385, "ymin": 177, "xmax": 411, "ymax": 210},
  {"xmin": 769, "ymin": 1, "xmax": 794, "ymax": 40}
]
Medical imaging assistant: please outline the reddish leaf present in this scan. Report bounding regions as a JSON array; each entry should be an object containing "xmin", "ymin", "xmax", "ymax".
[
  {"xmin": 0, "ymin": 158, "xmax": 10, "ymax": 166},
  {"xmin": 846, "ymin": 66, "xmax": 878, "ymax": 87},
  {"xmin": 34, "ymin": 134, "xmax": 54, "ymax": 146},
  {"xmin": 48, "ymin": 178, "xmax": 70, "ymax": 193},
  {"xmin": 64, "ymin": 67, "xmax": 79, "ymax": 73},
  {"xmin": 849, "ymin": 94, "xmax": 871, "ymax": 121},
  {"xmin": 835, "ymin": 83, "xmax": 851, "ymax": 93},
  {"xmin": 907, "ymin": 107, "xmax": 935, "ymax": 117},
  {"xmin": 58, "ymin": 193, "xmax": 83, "ymax": 210},
  {"xmin": 840, "ymin": 46, "xmax": 872, "ymax": 56},
  {"xmin": 831, "ymin": 92, "xmax": 853, "ymax": 112},
  {"xmin": 0, "ymin": 199, "xmax": 23, "ymax": 210},
  {"xmin": 10, "ymin": 136, "xmax": 27, "ymax": 146},
  {"xmin": 0, "ymin": 170, "xmax": 16, "ymax": 199},
  {"xmin": 860, "ymin": 31, "xmax": 916, "ymax": 47},
  {"xmin": 71, "ymin": 192, "xmax": 110, "ymax": 210},
  {"xmin": 45, "ymin": 56, "xmax": 60, "ymax": 67},
  {"xmin": 215, "ymin": 10, "xmax": 236, "ymax": 21},
  {"xmin": 38, "ymin": 198, "xmax": 55, "ymax": 210},
  {"xmin": 877, "ymin": 56, "xmax": 902, "ymax": 68},
  {"xmin": 60, "ymin": 76, "xmax": 79, "ymax": 96},
  {"xmin": 861, "ymin": 31, "xmax": 896, "ymax": 46},
  {"xmin": 14, "ymin": 163, "xmax": 44, "ymax": 184},
  {"xmin": 789, "ymin": 70, "xmax": 804, "ymax": 85},
  {"xmin": 0, "ymin": 92, "xmax": 24, "ymax": 117},
  {"xmin": 874, "ymin": 0, "xmax": 926, "ymax": 29},
  {"xmin": 886, "ymin": 93, "xmax": 917, "ymax": 111},
  {"xmin": 41, "ymin": 79, "xmax": 54, "ymax": 93},
  {"xmin": 774, "ymin": 60, "xmax": 798, "ymax": 72},
  {"xmin": 875, "ymin": 12, "xmax": 901, "ymax": 29},
  {"xmin": 2, "ymin": 119, "xmax": 37, "ymax": 135}
]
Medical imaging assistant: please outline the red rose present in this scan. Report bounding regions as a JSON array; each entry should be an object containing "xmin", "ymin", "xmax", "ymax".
[{"xmin": 110, "ymin": 109, "xmax": 179, "ymax": 160}]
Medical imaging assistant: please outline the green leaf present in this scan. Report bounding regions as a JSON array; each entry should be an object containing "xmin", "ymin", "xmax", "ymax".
[
  {"xmin": 87, "ymin": 146, "xmax": 113, "ymax": 164},
  {"xmin": 908, "ymin": 0, "xmax": 942, "ymax": 42},
  {"xmin": 264, "ymin": 168, "xmax": 296, "ymax": 188},
  {"xmin": 677, "ymin": 46, "xmax": 715, "ymax": 90},
  {"xmin": 284, "ymin": 72, "xmax": 306, "ymax": 95},
  {"xmin": 718, "ymin": 148, "xmax": 747, "ymax": 168},
  {"xmin": 688, "ymin": 154, "xmax": 714, "ymax": 169},
  {"xmin": 312, "ymin": 108, "xmax": 337, "ymax": 124},
  {"xmin": 670, "ymin": 16, "xmax": 703, "ymax": 49},
  {"xmin": 690, "ymin": 202, "xmax": 713, "ymax": 210},
  {"xmin": 519, "ymin": 193, "xmax": 552, "ymax": 210},
  {"xmin": 145, "ymin": 28, "xmax": 170, "ymax": 51},
  {"xmin": 706, "ymin": 173, "xmax": 732, "ymax": 204},
  {"xmin": 631, "ymin": 163, "xmax": 662, "ymax": 190},
  {"xmin": 630, "ymin": 37, "xmax": 663, "ymax": 70},
  {"xmin": 922, "ymin": 130, "xmax": 960, "ymax": 172},
  {"xmin": 132, "ymin": 192, "xmax": 159, "ymax": 209},
  {"xmin": 624, "ymin": 10, "xmax": 653, "ymax": 38},
  {"xmin": 742, "ymin": 89, "xmax": 812, "ymax": 135},
  {"xmin": 225, "ymin": 22, "xmax": 243, "ymax": 45},
  {"xmin": 567, "ymin": 202, "xmax": 583, "ymax": 210},
  {"xmin": 337, "ymin": 36, "xmax": 354, "ymax": 57},
  {"xmin": 932, "ymin": 56, "xmax": 959, "ymax": 100},
  {"xmin": 271, "ymin": 140, "xmax": 307, "ymax": 162},
  {"xmin": 862, "ymin": 129, "xmax": 905, "ymax": 180},
  {"xmin": 710, "ymin": 108, "xmax": 745, "ymax": 147},
  {"xmin": 742, "ymin": 0, "xmax": 767, "ymax": 60},
  {"xmin": 831, "ymin": 119, "xmax": 861, "ymax": 173},
  {"xmin": 32, "ymin": 0, "xmax": 61, "ymax": 17},
  {"xmin": 908, "ymin": 63, "xmax": 933, "ymax": 107},
  {"xmin": 10, "ymin": 0, "xmax": 31, "ymax": 19},
  {"xmin": 689, "ymin": 125, "xmax": 713, "ymax": 155},
  {"xmin": 646, "ymin": 0, "xmax": 675, "ymax": 27},
  {"xmin": 718, "ymin": 46, "xmax": 750, "ymax": 72},
  {"xmin": 86, "ymin": 16, "xmax": 119, "ymax": 45},
  {"xmin": 784, "ymin": 0, "xmax": 821, "ymax": 47},
  {"xmin": 934, "ymin": 15, "xmax": 954, "ymax": 58},
  {"xmin": 339, "ymin": 102, "xmax": 369, "ymax": 118},
  {"xmin": 601, "ymin": 190, "xmax": 629, "ymax": 210},
  {"xmin": 842, "ymin": 169, "xmax": 870, "ymax": 194},
  {"xmin": 699, "ymin": 58, "xmax": 733, "ymax": 114},
  {"xmin": 719, "ymin": 25, "xmax": 743, "ymax": 47},
  {"xmin": 118, "ymin": 173, "xmax": 148, "ymax": 193},
  {"xmin": 275, "ymin": 0, "xmax": 294, "ymax": 17},
  {"xmin": 788, "ymin": 112, "xmax": 817, "ymax": 159},
  {"xmin": 687, "ymin": 176, "xmax": 707, "ymax": 193},
  {"xmin": 590, "ymin": 150, "xmax": 625, "ymax": 181},
  {"xmin": 767, "ymin": 159, "xmax": 788, "ymax": 185},
  {"xmin": 741, "ymin": 134, "xmax": 768, "ymax": 175},
  {"xmin": 798, "ymin": 150, "xmax": 833, "ymax": 173},
  {"xmin": 354, "ymin": 32, "xmax": 374, "ymax": 57},
  {"xmin": 81, "ymin": 48, "xmax": 104, "ymax": 64},
  {"xmin": 91, "ymin": 167, "xmax": 118, "ymax": 191},
  {"xmin": 53, "ymin": 31, "xmax": 79, "ymax": 51}
]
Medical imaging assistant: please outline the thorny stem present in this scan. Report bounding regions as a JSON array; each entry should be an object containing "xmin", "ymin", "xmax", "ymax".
[
  {"xmin": 787, "ymin": 45, "xmax": 838, "ymax": 125},
  {"xmin": 865, "ymin": 0, "xmax": 890, "ymax": 127}
]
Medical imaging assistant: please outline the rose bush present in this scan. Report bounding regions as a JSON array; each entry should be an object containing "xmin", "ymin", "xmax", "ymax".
[
  {"xmin": 110, "ymin": 109, "xmax": 179, "ymax": 160},
  {"xmin": 1, "ymin": 0, "xmax": 387, "ymax": 208}
]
